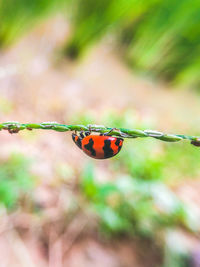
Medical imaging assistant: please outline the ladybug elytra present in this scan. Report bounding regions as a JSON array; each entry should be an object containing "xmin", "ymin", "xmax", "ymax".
[{"xmin": 72, "ymin": 130, "xmax": 124, "ymax": 159}]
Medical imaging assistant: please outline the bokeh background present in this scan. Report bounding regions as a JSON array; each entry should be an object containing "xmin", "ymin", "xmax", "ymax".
[{"xmin": 1, "ymin": 1, "xmax": 200, "ymax": 266}]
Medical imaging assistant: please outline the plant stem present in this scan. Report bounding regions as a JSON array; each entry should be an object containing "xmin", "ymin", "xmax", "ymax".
[{"xmin": 0, "ymin": 121, "xmax": 199, "ymax": 146}]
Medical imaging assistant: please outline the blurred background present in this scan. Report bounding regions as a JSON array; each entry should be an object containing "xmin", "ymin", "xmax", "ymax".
[{"xmin": 1, "ymin": 0, "xmax": 200, "ymax": 266}]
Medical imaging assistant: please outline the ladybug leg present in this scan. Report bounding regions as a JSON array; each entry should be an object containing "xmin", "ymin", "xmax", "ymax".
[
  {"xmin": 88, "ymin": 125, "xmax": 92, "ymax": 134},
  {"xmin": 80, "ymin": 131, "xmax": 85, "ymax": 138},
  {"xmin": 104, "ymin": 128, "xmax": 128, "ymax": 138},
  {"xmin": 83, "ymin": 125, "xmax": 92, "ymax": 136},
  {"xmin": 103, "ymin": 128, "xmax": 118, "ymax": 136}
]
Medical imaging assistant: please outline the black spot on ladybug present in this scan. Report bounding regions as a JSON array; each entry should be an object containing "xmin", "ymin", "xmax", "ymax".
[
  {"xmin": 118, "ymin": 145, "xmax": 122, "ymax": 152},
  {"xmin": 84, "ymin": 138, "xmax": 96, "ymax": 156},
  {"xmin": 115, "ymin": 139, "xmax": 120, "ymax": 146},
  {"xmin": 115, "ymin": 138, "xmax": 122, "ymax": 146},
  {"xmin": 115, "ymin": 138, "xmax": 123, "ymax": 152},
  {"xmin": 72, "ymin": 134, "xmax": 82, "ymax": 149},
  {"xmin": 103, "ymin": 140, "xmax": 114, "ymax": 158}
]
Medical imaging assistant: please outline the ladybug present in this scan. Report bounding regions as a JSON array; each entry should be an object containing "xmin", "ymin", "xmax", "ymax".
[{"xmin": 72, "ymin": 130, "xmax": 124, "ymax": 159}]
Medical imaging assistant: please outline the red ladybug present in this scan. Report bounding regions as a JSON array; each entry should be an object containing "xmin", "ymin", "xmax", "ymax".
[{"xmin": 72, "ymin": 130, "xmax": 124, "ymax": 159}]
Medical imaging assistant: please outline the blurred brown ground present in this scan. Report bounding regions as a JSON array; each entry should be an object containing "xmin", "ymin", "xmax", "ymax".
[{"xmin": 1, "ymin": 15, "xmax": 200, "ymax": 267}]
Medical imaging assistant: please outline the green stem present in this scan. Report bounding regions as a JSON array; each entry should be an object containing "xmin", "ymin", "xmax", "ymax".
[{"xmin": 0, "ymin": 121, "xmax": 200, "ymax": 146}]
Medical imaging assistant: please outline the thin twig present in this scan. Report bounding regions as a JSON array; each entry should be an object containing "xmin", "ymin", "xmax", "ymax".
[{"xmin": 0, "ymin": 121, "xmax": 200, "ymax": 146}]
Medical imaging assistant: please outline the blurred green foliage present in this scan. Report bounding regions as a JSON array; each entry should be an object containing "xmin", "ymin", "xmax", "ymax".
[
  {"xmin": 163, "ymin": 230, "xmax": 191, "ymax": 267},
  {"xmin": 81, "ymin": 163, "xmax": 191, "ymax": 236},
  {"xmin": 1, "ymin": 0, "xmax": 200, "ymax": 87},
  {"xmin": 0, "ymin": 153, "xmax": 34, "ymax": 209},
  {"xmin": 80, "ymin": 148, "xmax": 199, "ymax": 237},
  {"xmin": 65, "ymin": 0, "xmax": 157, "ymax": 58},
  {"xmin": 66, "ymin": 0, "xmax": 200, "ymax": 88},
  {"xmin": 0, "ymin": 0, "xmax": 67, "ymax": 47}
]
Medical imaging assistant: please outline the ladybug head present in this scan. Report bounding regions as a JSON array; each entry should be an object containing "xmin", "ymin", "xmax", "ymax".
[{"xmin": 72, "ymin": 133, "xmax": 82, "ymax": 149}]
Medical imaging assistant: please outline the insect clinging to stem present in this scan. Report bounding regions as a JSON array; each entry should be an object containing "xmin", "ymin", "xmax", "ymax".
[{"xmin": 72, "ymin": 128, "xmax": 124, "ymax": 159}]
